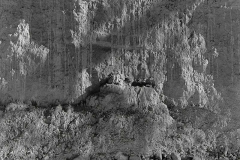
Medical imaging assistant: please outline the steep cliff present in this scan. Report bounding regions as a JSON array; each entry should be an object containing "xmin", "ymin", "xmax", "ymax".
[
  {"xmin": 0, "ymin": 0, "xmax": 240, "ymax": 159},
  {"xmin": 0, "ymin": 0, "xmax": 217, "ymax": 106}
]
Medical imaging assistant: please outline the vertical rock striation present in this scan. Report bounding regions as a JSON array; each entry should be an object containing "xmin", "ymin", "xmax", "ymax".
[{"xmin": 1, "ymin": 0, "xmax": 240, "ymax": 159}]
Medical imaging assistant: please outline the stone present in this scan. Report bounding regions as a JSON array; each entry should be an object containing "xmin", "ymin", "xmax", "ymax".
[
  {"xmin": 129, "ymin": 155, "xmax": 140, "ymax": 160},
  {"xmin": 107, "ymin": 72, "xmax": 124, "ymax": 86},
  {"xmin": 171, "ymin": 153, "xmax": 181, "ymax": 160},
  {"xmin": 115, "ymin": 152, "xmax": 128, "ymax": 160},
  {"xmin": 193, "ymin": 156, "xmax": 201, "ymax": 160},
  {"xmin": 54, "ymin": 105, "xmax": 62, "ymax": 113},
  {"xmin": 0, "ymin": 110, "xmax": 3, "ymax": 118},
  {"xmin": 43, "ymin": 156, "xmax": 49, "ymax": 160},
  {"xmin": 73, "ymin": 156, "xmax": 90, "ymax": 160},
  {"xmin": 166, "ymin": 154, "xmax": 172, "ymax": 160},
  {"xmin": 5, "ymin": 103, "xmax": 28, "ymax": 112},
  {"xmin": 219, "ymin": 157, "xmax": 229, "ymax": 160}
]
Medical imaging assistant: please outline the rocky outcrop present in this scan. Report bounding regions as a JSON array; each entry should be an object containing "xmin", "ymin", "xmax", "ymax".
[
  {"xmin": 0, "ymin": 85, "xmax": 172, "ymax": 159},
  {"xmin": 0, "ymin": 82, "xmax": 223, "ymax": 159}
]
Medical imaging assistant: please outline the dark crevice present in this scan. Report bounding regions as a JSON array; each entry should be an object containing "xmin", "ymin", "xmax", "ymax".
[{"xmin": 131, "ymin": 78, "xmax": 155, "ymax": 88}]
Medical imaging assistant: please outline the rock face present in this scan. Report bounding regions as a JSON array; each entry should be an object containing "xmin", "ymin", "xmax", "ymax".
[
  {"xmin": 1, "ymin": 0, "xmax": 240, "ymax": 159},
  {"xmin": 171, "ymin": 152, "xmax": 181, "ymax": 160},
  {"xmin": 0, "ymin": 0, "xmax": 218, "ymax": 107}
]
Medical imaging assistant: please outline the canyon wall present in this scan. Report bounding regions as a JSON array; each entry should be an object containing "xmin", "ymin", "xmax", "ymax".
[
  {"xmin": 0, "ymin": 0, "xmax": 218, "ymax": 106},
  {"xmin": 1, "ymin": 0, "xmax": 240, "ymax": 159}
]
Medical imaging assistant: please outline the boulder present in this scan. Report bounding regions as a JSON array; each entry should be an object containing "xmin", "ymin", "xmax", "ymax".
[
  {"xmin": 5, "ymin": 103, "xmax": 28, "ymax": 112},
  {"xmin": 193, "ymin": 156, "xmax": 201, "ymax": 160},
  {"xmin": 171, "ymin": 152, "xmax": 181, "ymax": 160},
  {"xmin": 115, "ymin": 152, "xmax": 128, "ymax": 160},
  {"xmin": 129, "ymin": 155, "xmax": 140, "ymax": 160},
  {"xmin": 219, "ymin": 157, "xmax": 229, "ymax": 160}
]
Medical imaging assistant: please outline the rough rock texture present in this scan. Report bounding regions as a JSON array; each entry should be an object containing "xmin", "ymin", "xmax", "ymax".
[
  {"xmin": 0, "ymin": 0, "xmax": 219, "ymax": 107},
  {"xmin": 0, "ymin": 85, "xmax": 219, "ymax": 159},
  {"xmin": 1, "ymin": 0, "xmax": 240, "ymax": 159}
]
